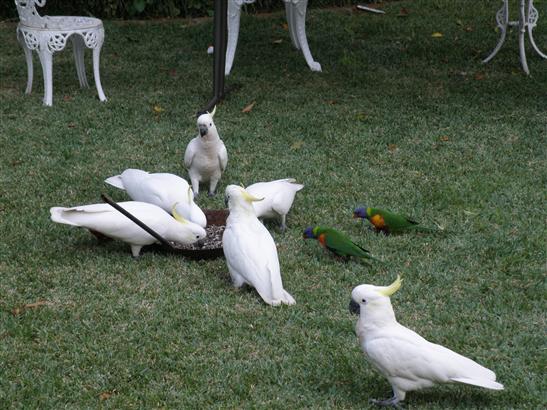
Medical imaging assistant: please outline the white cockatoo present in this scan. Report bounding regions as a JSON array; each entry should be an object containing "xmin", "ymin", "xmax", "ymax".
[
  {"xmin": 50, "ymin": 201, "xmax": 206, "ymax": 257},
  {"xmin": 349, "ymin": 276, "xmax": 504, "ymax": 406},
  {"xmin": 222, "ymin": 185, "xmax": 295, "ymax": 306},
  {"xmin": 245, "ymin": 178, "xmax": 304, "ymax": 231},
  {"xmin": 104, "ymin": 168, "xmax": 207, "ymax": 228},
  {"xmin": 183, "ymin": 106, "xmax": 228, "ymax": 197}
]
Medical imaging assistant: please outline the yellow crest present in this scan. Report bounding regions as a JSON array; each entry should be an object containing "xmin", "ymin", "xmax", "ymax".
[
  {"xmin": 241, "ymin": 188, "xmax": 263, "ymax": 203},
  {"xmin": 172, "ymin": 203, "xmax": 188, "ymax": 224},
  {"xmin": 377, "ymin": 275, "xmax": 402, "ymax": 297}
]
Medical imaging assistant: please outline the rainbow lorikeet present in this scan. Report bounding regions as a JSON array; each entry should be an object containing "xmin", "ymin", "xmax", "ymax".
[
  {"xmin": 303, "ymin": 226, "xmax": 380, "ymax": 261},
  {"xmin": 353, "ymin": 207, "xmax": 437, "ymax": 234}
]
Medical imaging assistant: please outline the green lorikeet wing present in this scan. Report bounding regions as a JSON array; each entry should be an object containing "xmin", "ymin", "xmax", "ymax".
[
  {"xmin": 316, "ymin": 227, "xmax": 376, "ymax": 260},
  {"xmin": 378, "ymin": 208, "xmax": 419, "ymax": 230},
  {"xmin": 366, "ymin": 207, "xmax": 418, "ymax": 232}
]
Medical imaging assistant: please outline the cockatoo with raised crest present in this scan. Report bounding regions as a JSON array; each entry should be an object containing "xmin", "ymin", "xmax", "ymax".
[
  {"xmin": 222, "ymin": 185, "xmax": 295, "ymax": 306},
  {"xmin": 245, "ymin": 178, "xmax": 304, "ymax": 231},
  {"xmin": 349, "ymin": 276, "xmax": 504, "ymax": 407},
  {"xmin": 184, "ymin": 106, "xmax": 228, "ymax": 197},
  {"xmin": 50, "ymin": 201, "xmax": 206, "ymax": 257},
  {"xmin": 105, "ymin": 168, "xmax": 207, "ymax": 228}
]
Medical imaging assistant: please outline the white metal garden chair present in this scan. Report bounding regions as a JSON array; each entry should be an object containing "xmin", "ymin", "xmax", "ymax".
[
  {"xmin": 226, "ymin": 0, "xmax": 321, "ymax": 75},
  {"xmin": 15, "ymin": 0, "xmax": 107, "ymax": 106}
]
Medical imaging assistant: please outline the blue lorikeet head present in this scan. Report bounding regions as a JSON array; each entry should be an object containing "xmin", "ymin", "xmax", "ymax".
[
  {"xmin": 353, "ymin": 207, "xmax": 368, "ymax": 219},
  {"xmin": 303, "ymin": 226, "xmax": 316, "ymax": 239}
]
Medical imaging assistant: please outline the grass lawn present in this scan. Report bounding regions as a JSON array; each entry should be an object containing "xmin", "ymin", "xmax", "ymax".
[{"xmin": 0, "ymin": 0, "xmax": 545, "ymax": 408}]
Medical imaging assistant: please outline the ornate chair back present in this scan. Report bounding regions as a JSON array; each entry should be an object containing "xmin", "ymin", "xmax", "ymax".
[{"xmin": 15, "ymin": 0, "xmax": 47, "ymax": 27}]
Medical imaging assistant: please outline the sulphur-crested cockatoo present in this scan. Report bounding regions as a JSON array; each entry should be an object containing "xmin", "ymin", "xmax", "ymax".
[
  {"xmin": 104, "ymin": 168, "xmax": 207, "ymax": 228},
  {"xmin": 183, "ymin": 106, "xmax": 228, "ymax": 197},
  {"xmin": 245, "ymin": 178, "xmax": 304, "ymax": 231},
  {"xmin": 222, "ymin": 185, "xmax": 295, "ymax": 306},
  {"xmin": 349, "ymin": 276, "xmax": 503, "ymax": 406},
  {"xmin": 50, "ymin": 201, "xmax": 206, "ymax": 257}
]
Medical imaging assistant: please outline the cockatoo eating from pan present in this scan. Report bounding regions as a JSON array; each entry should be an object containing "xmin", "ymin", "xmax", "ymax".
[
  {"xmin": 245, "ymin": 178, "xmax": 304, "ymax": 231},
  {"xmin": 104, "ymin": 168, "xmax": 207, "ymax": 228},
  {"xmin": 183, "ymin": 106, "xmax": 228, "ymax": 197},
  {"xmin": 222, "ymin": 185, "xmax": 295, "ymax": 306},
  {"xmin": 50, "ymin": 201, "xmax": 206, "ymax": 257},
  {"xmin": 349, "ymin": 276, "xmax": 504, "ymax": 407}
]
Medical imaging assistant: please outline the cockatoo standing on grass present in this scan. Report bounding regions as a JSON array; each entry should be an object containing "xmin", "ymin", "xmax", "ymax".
[
  {"xmin": 349, "ymin": 276, "xmax": 504, "ymax": 407},
  {"xmin": 105, "ymin": 168, "xmax": 207, "ymax": 228},
  {"xmin": 50, "ymin": 201, "xmax": 206, "ymax": 257},
  {"xmin": 245, "ymin": 178, "xmax": 304, "ymax": 231},
  {"xmin": 184, "ymin": 106, "xmax": 228, "ymax": 197},
  {"xmin": 222, "ymin": 185, "xmax": 295, "ymax": 306}
]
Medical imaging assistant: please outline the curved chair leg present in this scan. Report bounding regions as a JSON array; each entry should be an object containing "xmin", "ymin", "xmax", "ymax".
[
  {"xmin": 518, "ymin": 0, "xmax": 530, "ymax": 74},
  {"xmin": 528, "ymin": 27, "xmax": 547, "ymax": 59},
  {"xmin": 38, "ymin": 49, "xmax": 53, "ymax": 106},
  {"xmin": 289, "ymin": 0, "xmax": 321, "ymax": 72},
  {"xmin": 17, "ymin": 31, "xmax": 34, "ymax": 94},
  {"xmin": 92, "ymin": 45, "xmax": 107, "ymax": 102},
  {"xmin": 285, "ymin": 1, "xmax": 300, "ymax": 49},
  {"xmin": 72, "ymin": 35, "xmax": 89, "ymax": 88},
  {"xmin": 225, "ymin": 0, "xmax": 243, "ymax": 76},
  {"xmin": 483, "ymin": 0, "xmax": 509, "ymax": 64},
  {"xmin": 527, "ymin": 0, "xmax": 547, "ymax": 59}
]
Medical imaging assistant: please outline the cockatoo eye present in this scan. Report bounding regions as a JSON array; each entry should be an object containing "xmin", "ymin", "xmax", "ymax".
[
  {"xmin": 362, "ymin": 298, "xmax": 367, "ymax": 303},
  {"xmin": 209, "ymin": 123, "xmax": 212, "ymax": 126}
]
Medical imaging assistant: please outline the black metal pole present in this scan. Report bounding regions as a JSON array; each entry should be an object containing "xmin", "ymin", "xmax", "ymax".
[
  {"xmin": 101, "ymin": 194, "xmax": 175, "ymax": 250},
  {"xmin": 202, "ymin": 0, "xmax": 228, "ymax": 113}
]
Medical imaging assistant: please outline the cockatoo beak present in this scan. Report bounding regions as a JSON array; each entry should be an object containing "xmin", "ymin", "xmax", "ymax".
[
  {"xmin": 172, "ymin": 203, "xmax": 188, "ymax": 224},
  {"xmin": 198, "ymin": 124, "xmax": 208, "ymax": 137},
  {"xmin": 377, "ymin": 275, "xmax": 402, "ymax": 297},
  {"xmin": 349, "ymin": 299, "xmax": 360, "ymax": 315}
]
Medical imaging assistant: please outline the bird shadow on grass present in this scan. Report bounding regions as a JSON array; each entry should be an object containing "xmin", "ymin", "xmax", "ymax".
[{"xmin": 408, "ymin": 385, "xmax": 502, "ymax": 408}]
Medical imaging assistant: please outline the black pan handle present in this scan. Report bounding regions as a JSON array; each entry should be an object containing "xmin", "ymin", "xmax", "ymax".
[{"xmin": 101, "ymin": 194, "xmax": 175, "ymax": 250}]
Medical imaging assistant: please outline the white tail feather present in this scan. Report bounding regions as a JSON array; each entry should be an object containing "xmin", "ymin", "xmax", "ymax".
[
  {"xmin": 451, "ymin": 377, "xmax": 504, "ymax": 390},
  {"xmin": 104, "ymin": 175, "xmax": 125, "ymax": 190},
  {"xmin": 50, "ymin": 207, "xmax": 80, "ymax": 226}
]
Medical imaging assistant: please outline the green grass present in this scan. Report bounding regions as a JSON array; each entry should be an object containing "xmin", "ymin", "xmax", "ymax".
[{"xmin": 0, "ymin": 1, "xmax": 546, "ymax": 408}]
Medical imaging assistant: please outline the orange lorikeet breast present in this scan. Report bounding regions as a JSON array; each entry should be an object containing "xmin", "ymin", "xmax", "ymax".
[
  {"xmin": 370, "ymin": 213, "xmax": 386, "ymax": 229},
  {"xmin": 318, "ymin": 233, "xmax": 327, "ymax": 247}
]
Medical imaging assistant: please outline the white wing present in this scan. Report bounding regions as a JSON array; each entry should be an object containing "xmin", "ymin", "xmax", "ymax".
[
  {"xmin": 271, "ymin": 185, "xmax": 301, "ymax": 216},
  {"xmin": 223, "ymin": 221, "xmax": 293, "ymax": 305},
  {"xmin": 184, "ymin": 138, "xmax": 198, "ymax": 169},
  {"xmin": 365, "ymin": 324, "xmax": 502, "ymax": 392},
  {"xmin": 111, "ymin": 170, "xmax": 180, "ymax": 212},
  {"xmin": 50, "ymin": 202, "xmax": 161, "ymax": 245},
  {"xmin": 141, "ymin": 173, "xmax": 188, "ymax": 209},
  {"xmin": 218, "ymin": 142, "xmax": 228, "ymax": 171},
  {"xmin": 247, "ymin": 179, "xmax": 303, "ymax": 218}
]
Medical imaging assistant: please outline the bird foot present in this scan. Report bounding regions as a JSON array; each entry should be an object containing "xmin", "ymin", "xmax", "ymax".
[
  {"xmin": 332, "ymin": 254, "xmax": 350, "ymax": 263},
  {"xmin": 369, "ymin": 397, "xmax": 402, "ymax": 408},
  {"xmin": 279, "ymin": 224, "xmax": 287, "ymax": 233},
  {"xmin": 208, "ymin": 191, "xmax": 216, "ymax": 197},
  {"xmin": 373, "ymin": 227, "xmax": 390, "ymax": 236}
]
